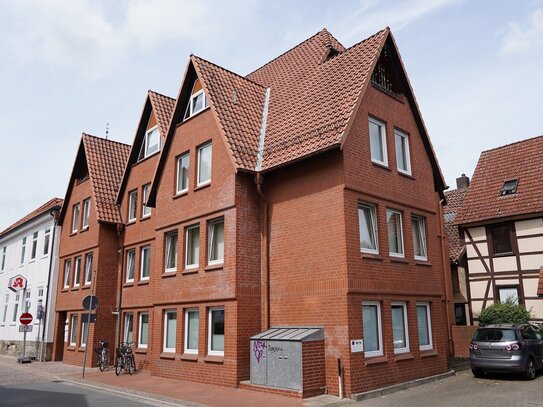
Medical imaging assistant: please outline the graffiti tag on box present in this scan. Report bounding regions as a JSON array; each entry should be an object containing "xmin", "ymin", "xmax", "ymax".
[
  {"xmin": 253, "ymin": 340, "xmax": 267, "ymax": 363},
  {"xmin": 268, "ymin": 346, "xmax": 283, "ymax": 353}
]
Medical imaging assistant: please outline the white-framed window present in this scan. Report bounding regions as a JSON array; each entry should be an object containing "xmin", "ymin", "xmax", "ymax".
[
  {"xmin": 138, "ymin": 312, "xmax": 149, "ymax": 348},
  {"xmin": 124, "ymin": 313, "xmax": 134, "ymax": 344},
  {"xmin": 184, "ymin": 309, "xmax": 199, "ymax": 354},
  {"xmin": 387, "ymin": 209, "xmax": 404, "ymax": 257},
  {"xmin": 412, "ymin": 216, "xmax": 427, "ymax": 261},
  {"xmin": 392, "ymin": 302, "xmax": 410, "ymax": 354},
  {"xmin": 2, "ymin": 294, "xmax": 8, "ymax": 324},
  {"xmin": 81, "ymin": 321, "xmax": 89, "ymax": 347},
  {"xmin": 138, "ymin": 125, "xmax": 161, "ymax": 160},
  {"xmin": 394, "ymin": 129, "xmax": 411, "ymax": 175},
  {"xmin": 163, "ymin": 310, "xmax": 177, "ymax": 353},
  {"xmin": 358, "ymin": 203, "xmax": 378, "ymax": 254},
  {"xmin": 63, "ymin": 259, "xmax": 71, "ymax": 288},
  {"xmin": 12, "ymin": 293, "xmax": 20, "ymax": 322},
  {"xmin": 1, "ymin": 246, "xmax": 6, "ymax": 270},
  {"xmin": 197, "ymin": 143, "xmax": 212, "ymax": 186},
  {"xmin": 20, "ymin": 237, "xmax": 27, "ymax": 264},
  {"xmin": 176, "ymin": 153, "xmax": 190, "ymax": 194},
  {"xmin": 140, "ymin": 245, "xmax": 151, "ymax": 280},
  {"xmin": 369, "ymin": 117, "xmax": 387, "ymax": 166},
  {"xmin": 126, "ymin": 249, "xmax": 135, "ymax": 283},
  {"xmin": 128, "ymin": 190, "xmax": 138, "ymax": 222},
  {"xmin": 25, "ymin": 290, "xmax": 31, "ymax": 312},
  {"xmin": 184, "ymin": 80, "xmax": 209, "ymax": 120},
  {"xmin": 73, "ymin": 256, "xmax": 82, "ymax": 287},
  {"xmin": 208, "ymin": 307, "xmax": 224, "ymax": 356},
  {"xmin": 362, "ymin": 301, "xmax": 383, "ymax": 357},
  {"xmin": 31, "ymin": 231, "xmax": 38, "ymax": 260},
  {"xmin": 164, "ymin": 231, "xmax": 178, "ymax": 272},
  {"xmin": 70, "ymin": 314, "xmax": 78, "ymax": 346},
  {"xmin": 142, "ymin": 184, "xmax": 151, "ymax": 218},
  {"xmin": 84, "ymin": 253, "xmax": 93, "ymax": 285},
  {"xmin": 72, "ymin": 203, "xmax": 80, "ymax": 233},
  {"xmin": 82, "ymin": 198, "xmax": 91, "ymax": 229},
  {"xmin": 416, "ymin": 303, "xmax": 433, "ymax": 351},
  {"xmin": 43, "ymin": 228, "xmax": 51, "ymax": 256},
  {"xmin": 208, "ymin": 218, "xmax": 224, "ymax": 265},
  {"xmin": 185, "ymin": 225, "xmax": 200, "ymax": 269}
]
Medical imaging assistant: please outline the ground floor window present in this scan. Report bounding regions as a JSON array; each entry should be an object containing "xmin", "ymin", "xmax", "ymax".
[
  {"xmin": 138, "ymin": 312, "xmax": 149, "ymax": 348},
  {"xmin": 416, "ymin": 303, "xmax": 433, "ymax": 351},
  {"xmin": 497, "ymin": 286, "xmax": 519, "ymax": 305},
  {"xmin": 392, "ymin": 302, "xmax": 409, "ymax": 353},
  {"xmin": 124, "ymin": 313, "xmax": 134, "ymax": 344},
  {"xmin": 455, "ymin": 304, "xmax": 467, "ymax": 325},
  {"xmin": 185, "ymin": 309, "xmax": 199, "ymax": 354},
  {"xmin": 163, "ymin": 310, "xmax": 177, "ymax": 353},
  {"xmin": 362, "ymin": 302, "xmax": 383, "ymax": 357},
  {"xmin": 70, "ymin": 315, "xmax": 78, "ymax": 346},
  {"xmin": 208, "ymin": 307, "xmax": 224, "ymax": 356},
  {"xmin": 81, "ymin": 321, "xmax": 89, "ymax": 347}
]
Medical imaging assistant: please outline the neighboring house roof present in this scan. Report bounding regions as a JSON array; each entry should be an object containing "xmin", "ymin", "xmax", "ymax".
[
  {"xmin": 538, "ymin": 267, "xmax": 543, "ymax": 297},
  {"xmin": 0, "ymin": 198, "xmax": 63, "ymax": 239},
  {"xmin": 149, "ymin": 27, "xmax": 446, "ymax": 205},
  {"xmin": 444, "ymin": 188, "xmax": 467, "ymax": 261},
  {"xmin": 59, "ymin": 134, "xmax": 131, "ymax": 226},
  {"xmin": 456, "ymin": 135, "xmax": 543, "ymax": 226},
  {"xmin": 116, "ymin": 90, "xmax": 176, "ymax": 203}
]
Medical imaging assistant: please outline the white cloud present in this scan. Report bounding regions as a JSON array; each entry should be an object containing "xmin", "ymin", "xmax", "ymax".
[{"xmin": 500, "ymin": 8, "xmax": 543, "ymax": 55}]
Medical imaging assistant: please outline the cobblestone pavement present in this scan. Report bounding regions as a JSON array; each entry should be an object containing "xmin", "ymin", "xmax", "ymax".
[{"xmin": 0, "ymin": 355, "xmax": 82, "ymax": 385}]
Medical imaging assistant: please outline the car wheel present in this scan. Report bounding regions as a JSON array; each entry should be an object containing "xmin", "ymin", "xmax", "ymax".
[
  {"xmin": 523, "ymin": 358, "xmax": 536, "ymax": 380},
  {"xmin": 472, "ymin": 368, "xmax": 484, "ymax": 378}
]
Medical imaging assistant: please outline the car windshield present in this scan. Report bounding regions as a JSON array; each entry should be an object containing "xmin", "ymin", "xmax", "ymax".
[{"xmin": 473, "ymin": 328, "xmax": 517, "ymax": 342}]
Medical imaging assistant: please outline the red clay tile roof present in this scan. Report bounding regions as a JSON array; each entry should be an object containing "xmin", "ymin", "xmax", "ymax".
[
  {"xmin": 456, "ymin": 135, "xmax": 543, "ymax": 225},
  {"xmin": 0, "ymin": 198, "xmax": 63, "ymax": 238},
  {"xmin": 444, "ymin": 188, "xmax": 467, "ymax": 261},
  {"xmin": 148, "ymin": 90, "xmax": 176, "ymax": 140}
]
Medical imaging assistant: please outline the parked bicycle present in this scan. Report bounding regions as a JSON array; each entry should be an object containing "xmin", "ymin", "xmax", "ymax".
[
  {"xmin": 94, "ymin": 340, "xmax": 110, "ymax": 372},
  {"xmin": 115, "ymin": 341, "xmax": 136, "ymax": 376}
]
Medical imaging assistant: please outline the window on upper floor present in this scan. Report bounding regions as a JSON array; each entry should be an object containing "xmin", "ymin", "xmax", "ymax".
[
  {"xmin": 490, "ymin": 223, "xmax": 514, "ymax": 255},
  {"xmin": 126, "ymin": 249, "xmax": 135, "ymax": 283},
  {"xmin": 176, "ymin": 153, "xmax": 190, "ymax": 194},
  {"xmin": 208, "ymin": 218, "xmax": 224, "ymax": 265},
  {"xmin": 394, "ymin": 129, "xmax": 411, "ymax": 175},
  {"xmin": 140, "ymin": 245, "xmax": 151, "ymax": 280},
  {"xmin": 500, "ymin": 179, "xmax": 518, "ymax": 196},
  {"xmin": 369, "ymin": 117, "xmax": 387, "ymax": 166},
  {"xmin": 25, "ymin": 290, "xmax": 31, "ymax": 313},
  {"xmin": 84, "ymin": 253, "xmax": 93, "ymax": 285},
  {"xmin": 72, "ymin": 203, "xmax": 80, "ymax": 233},
  {"xmin": 387, "ymin": 209, "xmax": 404, "ymax": 257},
  {"xmin": 1, "ymin": 246, "xmax": 6, "ymax": 271},
  {"xmin": 197, "ymin": 143, "xmax": 212, "ymax": 186},
  {"xmin": 128, "ymin": 190, "xmax": 137, "ymax": 222},
  {"xmin": 20, "ymin": 237, "xmax": 27, "ymax": 264},
  {"xmin": 73, "ymin": 256, "xmax": 82, "ymax": 287},
  {"xmin": 142, "ymin": 184, "xmax": 151, "ymax": 218},
  {"xmin": 2, "ymin": 294, "xmax": 8, "ymax": 324},
  {"xmin": 412, "ymin": 216, "xmax": 427, "ymax": 261},
  {"xmin": 164, "ymin": 231, "xmax": 178, "ymax": 273},
  {"xmin": 43, "ymin": 228, "xmax": 51, "ymax": 256},
  {"xmin": 138, "ymin": 126, "xmax": 161, "ymax": 161},
  {"xmin": 185, "ymin": 225, "xmax": 200, "ymax": 269},
  {"xmin": 358, "ymin": 203, "xmax": 378, "ymax": 254},
  {"xmin": 63, "ymin": 259, "xmax": 71, "ymax": 288},
  {"xmin": 392, "ymin": 302, "xmax": 409, "ymax": 354},
  {"xmin": 31, "ymin": 231, "xmax": 38, "ymax": 260},
  {"xmin": 184, "ymin": 79, "xmax": 209, "ymax": 120},
  {"xmin": 82, "ymin": 198, "xmax": 91, "ymax": 230}
]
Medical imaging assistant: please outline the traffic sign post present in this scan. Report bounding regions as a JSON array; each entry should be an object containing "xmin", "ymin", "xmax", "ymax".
[
  {"xmin": 82, "ymin": 272, "xmax": 97, "ymax": 379},
  {"xmin": 18, "ymin": 312, "xmax": 33, "ymax": 364}
]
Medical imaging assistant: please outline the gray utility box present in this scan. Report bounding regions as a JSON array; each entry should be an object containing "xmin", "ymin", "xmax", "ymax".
[{"xmin": 250, "ymin": 327, "xmax": 324, "ymax": 391}]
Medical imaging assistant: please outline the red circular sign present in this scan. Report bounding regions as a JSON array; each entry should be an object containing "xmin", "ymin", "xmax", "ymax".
[{"xmin": 20, "ymin": 313, "xmax": 33, "ymax": 325}]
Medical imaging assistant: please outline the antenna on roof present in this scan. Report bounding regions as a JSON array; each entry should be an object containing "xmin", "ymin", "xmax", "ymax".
[{"xmin": 105, "ymin": 123, "xmax": 110, "ymax": 140}]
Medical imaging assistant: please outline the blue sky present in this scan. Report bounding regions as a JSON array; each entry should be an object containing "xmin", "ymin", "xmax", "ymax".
[{"xmin": 0, "ymin": 0, "xmax": 542, "ymax": 229}]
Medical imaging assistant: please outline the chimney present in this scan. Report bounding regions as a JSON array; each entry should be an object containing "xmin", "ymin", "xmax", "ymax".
[{"xmin": 456, "ymin": 174, "xmax": 470, "ymax": 189}]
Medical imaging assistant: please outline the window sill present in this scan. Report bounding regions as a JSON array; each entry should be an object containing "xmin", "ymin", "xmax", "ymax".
[
  {"xmin": 364, "ymin": 355, "xmax": 388, "ymax": 366},
  {"xmin": 29, "ymin": 259, "xmax": 36, "ymax": 263},
  {"xmin": 133, "ymin": 150, "xmax": 160, "ymax": 166},
  {"xmin": 204, "ymin": 355, "xmax": 224, "ymax": 364},
  {"xmin": 173, "ymin": 190, "xmax": 188, "ymax": 200},
  {"xmin": 71, "ymin": 287, "xmax": 80, "ymax": 291},
  {"xmin": 179, "ymin": 353, "xmax": 198, "ymax": 361},
  {"xmin": 182, "ymin": 268, "xmax": 199, "ymax": 275},
  {"xmin": 398, "ymin": 171, "xmax": 415, "ymax": 180},
  {"xmin": 135, "ymin": 348, "xmax": 148, "ymax": 354},
  {"xmin": 81, "ymin": 285, "xmax": 91, "ymax": 290},
  {"xmin": 126, "ymin": 220, "xmax": 136, "ymax": 226},
  {"xmin": 492, "ymin": 252, "xmax": 516, "ymax": 258},
  {"xmin": 160, "ymin": 352, "xmax": 176, "ymax": 360},
  {"xmin": 420, "ymin": 349, "xmax": 438, "ymax": 358},
  {"xmin": 80, "ymin": 227, "xmax": 89, "ymax": 234},
  {"xmin": 415, "ymin": 260, "xmax": 432, "ymax": 267},
  {"xmin": 70, "ymin": 232, "xmax": 78, "ymax": 237},
  {"xmin": 124, "ymin": 282, "xmax": 134, "ymax": 287},
  {"xmin": 361, "ymin": 253, "xmax": 384, "ymax": 261},
  {"xmin": 140, "ymin": 215, "xmax": 151, "ymax": 222},
  {"xmin": 77, "ymin": 346, "xmax": 87, "ymax": 352},
  {"xmin": 67, "ymin": 346, "xmax": 77, "ymax": 351},
  {"xmin": 205, "ymin": 263, "xmax": 224, "ymax": 272},
  {"xmin": 182, "ymin": 106, "xmax": 210, "ymax": 123},
  {"xmin": 194, "ymin": 182, "xmax": 211, "ymax": 192},
  {"xmin": 394, "ymin": 352, "xmax": 415, "ymax": 361},
  {"xmin": 371, "ymin": 161, "xmax": 391, "ymax": 171},
  {"xmin": 390, "ymin": 257, "xmax": 408, "ymax": 264},
  {"xmin": 137, "ymin": 280, "xmax": 150, "ymax": 286},
  {"xmin": 61, "ymin": 288, "xmax": 70, "ymax": 293},
  {"xmin": 162, "ymin": 271, "xmax": 177, "ymax": 278}
]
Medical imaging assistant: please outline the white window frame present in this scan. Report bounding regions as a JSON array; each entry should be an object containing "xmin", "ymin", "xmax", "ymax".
[
  {"xmin": 126, "ymin": 249, "xmax": 135, "ymax": 283},
  {"xmin": 185, "ymin": 225, "xmax": 199, "ymax": 269},
  {"xmin": 163, "ymin": 310, "xmax": 177, "ymax": 353},
  {"xmin": 387, "ymin": 209, "xmax": 404, "ymax": 258},
  {"xmin": 416, "ymin": 302, "xmax": 433, "ymax": 351},
  {"xmin": 1, "ymin": 246, "xmax": 6, "ymax": 271},
  {"xmin": 43, "ymin": 228, "xmax": 51, "ymax": 256},
  {"xmin": 184, "ymin": 309, "xmax": 199, "ymax": 355},
  {"xmin": 358, "ymin": 203, "xmax": 379, "ymax": 254},
  {"xmin": 20, "ymin": 237, "xmax": 26, "ymax": 264},
  {"xmin": 142, "ymin": 184, "xmax": 151, "ymax": 218},
  {"xmin": 84, "ymin": 253, "xmax": 93, "ymax": 285},
  {"xmin": 394, "ymin": 129, "xmax": 411, "ymax": 175},
  {"xmin": 124, "ymin": 313, "xmax": 134, "ymax": 344},
  {"xmin": 197, "ymin": 143, "xmax": 212, "ymax": 187},
  {"xmin": 25, "ymin": 290, "xmax": 31, "ymax": 313},
  {"xmin": 70, "ymin": 314, "xmax": 78, "ymax": 346},
  {"xmin": 391, "ymin": 302, "xmax": 410, "ymax": 354},
  {"xmin": 184, "ymin": 87, "xmax": 209, "ymax": 120},
  {"xmin": 140, "ymin": 245, "xmax": 151, "ymax": 281},
  {"xmin": 82, "ymin": 198, "xmax": 91, "ymax": 230},
  {"xmin": 139, "ymin": 125, "xmax": 161, "ymax": 160},
  {"xmin": 2, "ymin": 294, "xmax": 8, "ymax": 324},
  {"xmin": 72, "ymin": 203, "xmax": 80, "ymax": 233},
  {"xmin": 412, "ymin": 215, "xmax": 427, "ymax": 261},
  {"xmin": 138, "ymin": 312, "xmax": 149, "ymax": 349},
  {"xmin": 207, "ymin": 218, "xmax": 224, "ymax": 265},
  {"xmin": 207, "ymin": 307, "xmax": 225, "ymax": 356},
  {"xmin": 73, "ymin": 256, "xmax": 82, "ymax": 287},
  {"xmin": 12, "ymin": 293, "xmax": 20, "ymax": 323},
  {"xmin": 81, "ymin": 321, "xmax": 89, "ymax": 347},
  {"xmin": 63, "ymin": 259, "xmax": 71, "ymax": 288},
  {"xmin": 176, "ymin": 153, "xmax": 190, "ymax": 194},
  {"xmin": 128, "ymin": 190, "xmax": 137, "ymax": 222},
  {"xmin": 362, "ymin": 301, "xmax": 383, "ymax": 358},
  {"xmin": 369, "ymin": 117, "xmax": 388, "ymax": 166},
  {"xmin": 31, "ymin": 231, "xmax": 38, "ymax": 260},
  {"xmin": 164, "ymin": 231, "xmax": 178, "ymax": 273}
]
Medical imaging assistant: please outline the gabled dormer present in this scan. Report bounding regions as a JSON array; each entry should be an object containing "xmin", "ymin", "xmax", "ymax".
[
  {"xmin": 138, "ymin": 113, "xmax": 161, "ymax": 161},
  {"xmin": 183, "ymin": 78, "xmax": 209, "ymax": 120}
]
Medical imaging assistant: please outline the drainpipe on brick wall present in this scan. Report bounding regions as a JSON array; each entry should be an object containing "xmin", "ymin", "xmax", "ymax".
[
  {"xmin": 255, "ymin": 173, "xmax": 270, "ymax": 331},
  {"xmin": 438, "ymin": 198, "xmax": 454, "ymax": 355},
  {"xmin": 114, "ymin": 223, "xmax": 125, "ymax": 352}
]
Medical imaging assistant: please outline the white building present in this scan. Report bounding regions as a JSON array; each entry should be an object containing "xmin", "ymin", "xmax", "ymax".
[{"xmin": 0, "ymin": 198, "xmax": 62, "ymax": 360}]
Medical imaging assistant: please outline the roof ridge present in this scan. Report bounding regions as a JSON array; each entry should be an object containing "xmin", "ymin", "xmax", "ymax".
[
  {"xmin": 192, "ymin": 55, "xmax": 267, "ymax": 89},
  {"xmin": 0, "ymin": 197, "xmax": 63, "ymax": 237},
  {"xmin": 342, "ymin": 26, "xmax": 389, "ymax": 53},
  {"xmin": 481, "ymin": 134, "xmax": 543, "ymax": 154},
  {"xmin": 82, "ymin": 132, "xmax": 131, "ymax": 147},
  {"xmin": 148, "ymin": 89, "xmax": 176, "ymax": 101}
]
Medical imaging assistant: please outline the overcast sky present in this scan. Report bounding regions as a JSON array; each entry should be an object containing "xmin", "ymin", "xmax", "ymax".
[{"xmin": 0, "ymin": 0, "xmax": 541, "ymax": 229}]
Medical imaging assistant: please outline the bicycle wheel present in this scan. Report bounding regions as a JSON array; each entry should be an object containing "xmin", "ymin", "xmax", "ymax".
[
  {"xmin": 115, "ymin": 356, "xmax": 123, "ymax": 376},
  {"xmin": 128, "ymin": 354, "xmax": 134, "ymax": 375},
  {"xmin": 99, "ymin": 349, "xmax": 106, "ymax": 372}
]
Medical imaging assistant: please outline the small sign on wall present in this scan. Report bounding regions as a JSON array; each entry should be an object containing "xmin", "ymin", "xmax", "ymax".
[{"xmin": 350, "ymin": 339, "xmax": 364, "ymax": 353}]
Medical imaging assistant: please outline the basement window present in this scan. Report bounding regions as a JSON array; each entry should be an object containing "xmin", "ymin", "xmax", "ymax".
[{"xmin": 500, "ymin": 179, "xmax": 518, "ymax": 196}]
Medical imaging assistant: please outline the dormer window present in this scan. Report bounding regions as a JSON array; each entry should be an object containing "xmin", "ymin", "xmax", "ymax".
[
  {"xmin": 138, "ymin": 126, "xmax": 160, "ymax": 161},
  {"xmin": 500, "ymin": 179, "xmax": 518, "ymax": 196},
  {"xmin": 184, "ymin": 79, "xmax": 209, "ymax": 120}
]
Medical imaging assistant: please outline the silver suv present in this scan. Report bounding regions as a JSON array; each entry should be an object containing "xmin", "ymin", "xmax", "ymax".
[{"xmin": 469, "ymin": 324, "xmax": 543, "ymax": 380}]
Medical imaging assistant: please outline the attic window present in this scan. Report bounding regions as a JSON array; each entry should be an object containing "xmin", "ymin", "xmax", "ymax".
[
  {"xmin": 184, "ymin": 79, "xmax": 209, "ymax": 120},
  {"xmin": 371, "ymin": 46, "xmax": 402, "ymax": 97},
  {"xmin": 500, "ymin": 179, "xmax": 518, "ymax": 196},
  {"xmin": 325, "ymin": 46, "xmax": 340, "ymax": 61},
  {"xmin": 138, "ymin": 126, "xmax": 161, "ymax": 160}
]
